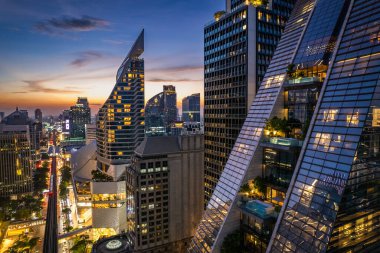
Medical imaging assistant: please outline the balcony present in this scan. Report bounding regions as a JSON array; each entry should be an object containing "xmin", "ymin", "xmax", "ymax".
[
  {"xmin": 241, "ymin": 200, "xmax": 275, "ymax": 220},
  {"xmin": 261, "ymin": 137, "xmax": 303, "ymax": 150}
]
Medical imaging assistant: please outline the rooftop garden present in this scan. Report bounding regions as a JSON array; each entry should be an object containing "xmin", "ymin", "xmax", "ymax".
[{"xmin": 91, "ymin": 170, "xmax": 113, "ymax": 182}]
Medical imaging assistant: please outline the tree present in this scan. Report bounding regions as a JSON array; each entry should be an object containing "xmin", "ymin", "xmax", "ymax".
[
  {"xmin": 253, "ymin": 176, "xmax": 266, "ymax": 197},
  {"xmin": 221, "ymin": 230, "xmax": 242, "ymax": 253},
  {"xmin": 239, "ymin": 183, "xmax": 251, "ymax": 194},
  {"xmin": 60, "ymin": 166, "xmax": 72, "ymax": 184},
  {"xmin": 64, "ymin": 225, "xmax": 74, "ymax": 233},
  {"xmin": 91, "ymin": 170, "xmax": 113, "ymax": 182},
  {"xmin": 70, "ymin": 235, "xmax": 92, "ymax": 253}
]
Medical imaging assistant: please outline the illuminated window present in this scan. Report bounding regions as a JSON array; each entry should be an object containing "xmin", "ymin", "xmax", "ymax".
[
  {"xmin": 258, "ymin": 11, "xmax": 263, "ymax": 20},
  {"xmin": 323, "ymin": 109, "xmax": 338, "ymax": 122},
  {"xmin": 347, "ymin": 111, "xmax": 359, "ymax": 126},
  {"xmin": 372, "ymin": 108, "xmax": 380, "ymax": 126},
  {"xmin": 117, "ymin": 152, "xmax": 123, "ymax": 155}
]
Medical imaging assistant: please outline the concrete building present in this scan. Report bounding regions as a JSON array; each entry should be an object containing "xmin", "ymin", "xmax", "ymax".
[
  {"xmin": 126, "ymin": 134, "xmax": 204, "ymax": 252},
  {"xmin": 85, "ymin": 124, "xmax": 97, "ymax": 145},
  {"xmin": 0, "ymin": 124, "xmax": 33, "ymax": 196}
]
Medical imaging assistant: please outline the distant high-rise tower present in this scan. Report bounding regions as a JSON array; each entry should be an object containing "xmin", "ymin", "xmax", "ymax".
[
  {"xmin": 145, "ymin": 85, "xmax": 178, "ymax": 135},
  {"xmin": 2, "ymin": 108, "xmax": 41, "ymax": 152},
  {"xmin": 0, "ymin": 124, "xmax": 33, "ymax": 196},
  {"xmin": 96, "ymin": 30, "xmax": 145, "ymax": 179},
  {"xmin": 163, "ymin": 85, "xmax": 178, "ymax": 125},
  {"xmin": 70, "ymin": 97, "xmax": 91, "ymax": 139},
  {"xmin": 35, "ymin": 109, "xmax": 42, "ymax": 123},
  {"xmin": 203, "ymin": 0, "xmax": 296, "ymax": 204},
  {"xmin": 0, "ymin": 112, "xmax": 5, "ymax": 122},
  {"xmin": 182, "ymin": 93, "xmax": 201, "ymax": 123}
]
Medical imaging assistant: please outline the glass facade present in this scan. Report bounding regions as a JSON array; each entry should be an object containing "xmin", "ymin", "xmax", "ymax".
[
  {"xmin": 182, "ymin": 93, "xmax": 201, "ymax": 123},
  {"xmin": 270, "ymin": 0, "xmax": 380, "ymax": 252},
  {"xmin": 204, "ymin": 0, "xmax": 295, "ymax": 207},
  {"xmin": 145, "ymin": 85, "xmax": 178, "ymax": 136},
  {"xmin": 190, "ymin": 1, "xmax": 315, "ymax": 251},
  {"xmin": 96, "ymin": 30, "xmax": 145, "ymax": 170}
]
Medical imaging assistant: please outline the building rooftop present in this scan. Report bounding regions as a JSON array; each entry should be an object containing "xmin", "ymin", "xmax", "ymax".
[
  {"xmin": 134, "ymin": 136, "xmax": 180, "ymax": 156},
  {"xmin": 91, "ymin": 234, "xmax": 133, "ymax": 253}
]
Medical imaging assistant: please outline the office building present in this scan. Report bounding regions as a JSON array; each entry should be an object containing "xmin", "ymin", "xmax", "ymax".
[
  {"xmin": 190, "ymin": 0, "xmax": 380, "ymax": 252},
  {"xmin": 182, "ymin": 93, "xmax": 201, "ymax": 123},
  {"xmin": 96, "ymin": 30, "xmax": 145, "ymax": 179},
  {"xmin": 0, "ymin": 112, "xmax": 4, "ymax": 122},
  {"xmin": 35, "ymin": 109, "xmax": 42, "ymax": 122},
  {"xmin": 0, "ymin": 124, "xmax": 33, "ymax": 196},
  {"xmin": 85, "ymin": 124, "xmax": 97, "ymax": 145},
  {"xmin": 2, "ymin": 107, "xmax": 41, "ymax": 152},
  {"xmin": 126, "ymin": 134, "xmax": 204, "ymax": 252},
  {"xmin": 145, "ymin": 85, "xmax": 178, "ymax": 136},
  {"xmin": 203, "ymin": 0, "xmax": 296, "ymax": 204},
  {"xmin": 70, "ymin": 97, "xmax": 91, "ymax": 139}
]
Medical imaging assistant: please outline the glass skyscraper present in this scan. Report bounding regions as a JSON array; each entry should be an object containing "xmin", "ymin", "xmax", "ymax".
[
  {"xmin": 70, "ymin": 97, "xmax": 91, "ymax": 139},
  {"xmin": 190, "ymin": 0, "xmax": 380, "ymax": 252},
  {"xmin": 182, "ymin": 93, "xmax": 201, "ymax": 123},
  {"xmin": 96, "ymin": 30, "xmax": 145, "ymax": 178},
  {"xmin": 203, "ymin": 0, "xmax": 296, "ymax": 205},
  {"xmin": 145, "ymin": 85, "xmax": 178, "ymax": 136}
]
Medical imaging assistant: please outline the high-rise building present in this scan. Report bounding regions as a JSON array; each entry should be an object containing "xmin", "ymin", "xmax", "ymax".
[
  {"xmin": 163, "ymin": 85, "xmax": 178, "ymax": 125},
  {"xmin": 190, "ymin": 0, "xmax": 380, "ymax": 252},
  {"xmin": 145, "ymin": 85, "xmax": 178, "ymax": 136},
  {"xmin": 70, "ymin": 97, "xmax": 91, "ymax": 139},
  {"xmin": 85, "ymin": 124, "xmax": 97, "ymax": 145},
  {"xmin": 0, "ymin": 112, "xmax": 4, "ymax": 122},
  {"xmin": 2, "ymin": 108, "xmax": 41, "ymax": 152},
  {"xmin": 126, "ymin": 134, "xmax": 204, "ymax": 252},
  {"xmin": 96, "ymin": 30, "xmax": 145, "ymax": 179},
  {"xmin": 0, "ymin": 124, "xmax": 33, "ymax": 196},
  {"xmin": 35, "ymin": 109, "xmax": 42, "ymax": 123},
  {"xmin": 203, "ymin": 0, "xmax": 296, "ymax": 204},
  {"xmin": 182, "ymin": 93, "xmax": 201, "ymax": 123}
]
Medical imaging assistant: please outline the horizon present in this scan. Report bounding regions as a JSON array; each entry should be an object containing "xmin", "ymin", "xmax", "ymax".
[{"xmin": 0, "ymin": 0, "xmax": 225, "ymax": 116}]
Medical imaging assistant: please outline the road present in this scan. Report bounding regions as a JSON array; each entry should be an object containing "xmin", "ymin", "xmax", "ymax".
[{"xmin": 43, "ymin": 131, "xmax": 58, "ymax": 253}]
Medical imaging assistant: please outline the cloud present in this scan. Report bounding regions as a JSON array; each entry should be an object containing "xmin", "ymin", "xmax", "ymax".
[
  {"xmin": 103, "ymin": 39, "xmax": 132, "ymax": 45},
  {"xmin": 70, "ymin": 51, "xmax": 104, "ymax": 67},
  {"xmin": 35, "ymin": 15, "xmax": 109, "ymax": 34},
  {"xmin": 20, "ymin": 79, "xmax": 81, "ymax": 94},
  {"xmin": 148, "ymin": 78, "xmax": 202, "ymax": 82},
  {"xmin": 148, "ymin": 65, "xmax": 203, "ymax": 72}
]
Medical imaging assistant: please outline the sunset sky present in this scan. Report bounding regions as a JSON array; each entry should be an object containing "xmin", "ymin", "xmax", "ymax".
[{"xmin": 0, "ymin": 0, "xmax": 224, "ymax": 116}]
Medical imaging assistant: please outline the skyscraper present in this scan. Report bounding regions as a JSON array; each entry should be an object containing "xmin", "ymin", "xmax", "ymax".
[
  {"xmin": 96, "ymin": 30, "xmax": 145, "ymax": 179},
  {"xmin": 2, "ymin": 108, "xmax": 41, "ymax": 152},
  {"xmin": 70, "ymin": 97, "xmax": 91, "ymax": 139},
  {"xmin": 145, "ymin": 85, "xmax": 178, "ymax": 136},
  {"xmin": 35, "ymin": 109, "xmax": 42, "ymax": 123},
  {"xmin": 182, "ymin": 93, "xmax": 201, "ymax": 123},
  {"xmin": 127, "ymin": 134, "xmax": 204, "ymax": 252},
  {"xmin": 190, "ymin": 0, "xmax": 380, "ymax": 252},
  {"xmin": 0, "ymin": 124, "xmax": 33, "ymax": 196},
  {"xmin": 203, "ymin": 0, "xmax": 296, "ymax": 204}
]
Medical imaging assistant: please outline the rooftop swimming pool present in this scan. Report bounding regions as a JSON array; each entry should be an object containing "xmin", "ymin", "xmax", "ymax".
[{"xmin": 243, "ymin": 200, "xmax": 274, "ymax": 219}]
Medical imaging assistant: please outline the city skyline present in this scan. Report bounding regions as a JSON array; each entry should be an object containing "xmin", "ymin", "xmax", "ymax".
[{"xmin": 0, "ymin": 0, "xmax": 224, "ymax": 116}]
